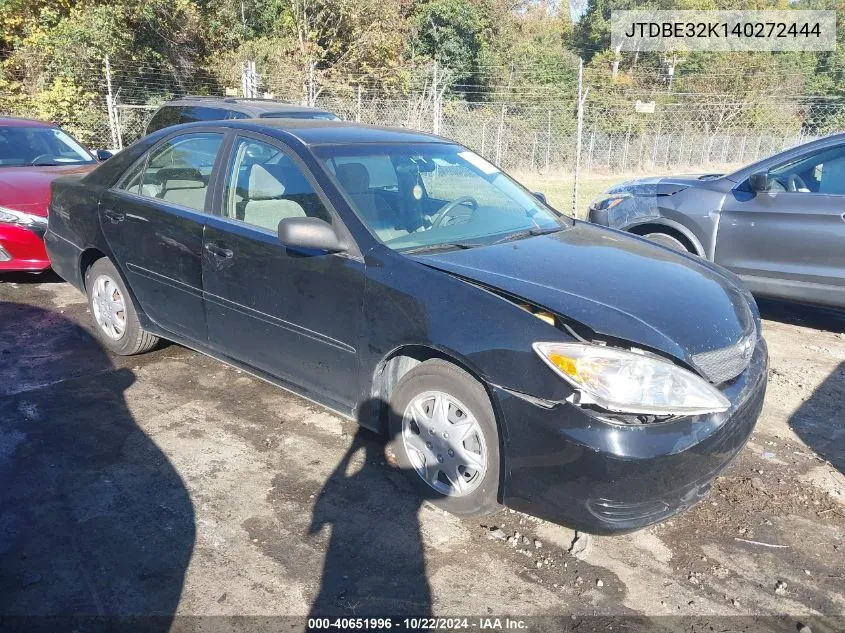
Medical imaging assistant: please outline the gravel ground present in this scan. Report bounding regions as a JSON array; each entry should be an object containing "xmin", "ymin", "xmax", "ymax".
[{"xmin": 0, "ymin": 274, "xmax": 843, "ymax": 632}]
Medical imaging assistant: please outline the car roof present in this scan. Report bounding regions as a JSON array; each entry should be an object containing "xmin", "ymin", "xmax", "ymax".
[
  {"xmin": 160, "ymin": 97, "xmax": 335, "ymax": 117},
  {"xmin": 158, "ymin": 118, "xmax": 448, "ymax": 147},
  {"xmin": 0, "ymin": 117, "xmax": 54, "ymax": 128}
]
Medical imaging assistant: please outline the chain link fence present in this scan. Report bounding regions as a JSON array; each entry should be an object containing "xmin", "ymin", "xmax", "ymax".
[
  {"xmin": 4, "ymin": 57, "xmax": 845, "ymax": 183},
  {"xmin": 105, "ymin": 94, "xmax": 845, "ymax": 181}
]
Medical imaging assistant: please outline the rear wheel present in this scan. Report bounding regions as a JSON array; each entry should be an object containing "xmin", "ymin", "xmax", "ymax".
[
  {"xmin": 85, "ymin": 258, "xmax": 158, "ymax": 355},
  {"xmin": 643, "ymin": 231, "xmax": 691, "ymax": 253},
  {"xmin": 388, "ymin": 359, "xmax": 502, "ymax": 517}
]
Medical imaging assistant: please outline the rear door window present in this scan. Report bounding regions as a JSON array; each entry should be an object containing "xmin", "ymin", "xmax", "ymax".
[
  {"xmin": 146, "ymin": 106, "xmax": 183, "ymax": 134},
  {"xmin": 117, "ymin": 132, "xmax": 224, "ymax": 212},
  {"xmin": 179, "ymin": 106, "xmax": 227, "ymax": 125},
  {"xmin": 260, "ymin": 111, "xmax": 340, "ymax": 121}
]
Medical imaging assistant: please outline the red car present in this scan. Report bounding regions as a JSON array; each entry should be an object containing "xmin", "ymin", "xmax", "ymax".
[{"xmin": 0, "ymin": 117, "xmax": 99, "ymax": 271}]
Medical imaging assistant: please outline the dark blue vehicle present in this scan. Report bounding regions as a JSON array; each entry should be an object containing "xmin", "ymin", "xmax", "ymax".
[{"xmin": 45, "ymin": 120, "xmax": 767, "ymax": 533}]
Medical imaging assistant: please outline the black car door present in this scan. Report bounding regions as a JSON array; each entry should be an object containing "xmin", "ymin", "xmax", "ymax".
[
  {"xmin": 100, "ymin": 130, "xmax": 227, "ymax": 343},
  {"xmin": 202, "ymin": 132, "xmax": 364, "ymax": 411}
]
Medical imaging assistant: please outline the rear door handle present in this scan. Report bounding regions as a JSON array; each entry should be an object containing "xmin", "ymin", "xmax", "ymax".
[
  {"xmin": 103, "ymin": 209, "xmax": 124, "ymax": 223},
  {"xmin": 204, "ymin": 243, "xmax": 234, "ymax": 259}
]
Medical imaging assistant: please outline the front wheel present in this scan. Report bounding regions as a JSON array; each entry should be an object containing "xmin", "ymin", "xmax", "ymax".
[
  {"xmin": 643, "ymin": 231, "xmax": 691, "ymax": 253},
  {"xmin": 85, "ymin": 258, "xmax": 159, "ymax": 355},
  {"xmin": 388, "ymin": 359, "xmax": 502, "ymax": 517}
]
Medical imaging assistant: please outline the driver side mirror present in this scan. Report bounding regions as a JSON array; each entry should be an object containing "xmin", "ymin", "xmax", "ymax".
[
  {"xmin": 94, "ymin": 149, "xmax": 113, "ymax": 162},
  {"xmin": 748, "ymin": 170, "xmax": 770, "ymax": 193},
  {"xmin": 278, "ymin": 217, "xmax": 348, "ymax": 253},
  {"xmin": 533, "ymin": 191, "xmax": 548, "ymax": 204}
]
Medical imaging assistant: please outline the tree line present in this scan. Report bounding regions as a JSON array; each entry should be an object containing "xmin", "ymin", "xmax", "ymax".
[{"xmin": 1, "ymin": 0, "xmax": 843, "ymax": 142}]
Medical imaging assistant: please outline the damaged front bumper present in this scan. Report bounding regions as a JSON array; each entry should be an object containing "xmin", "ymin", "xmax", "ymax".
[{"xmin": 494, "ymin": 337, "xmax": 768, "ymax": 534}]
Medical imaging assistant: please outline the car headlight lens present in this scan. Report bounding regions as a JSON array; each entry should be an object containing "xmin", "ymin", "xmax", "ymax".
[
  {"xmin": 589, "ymin": 193, "xmax": 629, "ymax": 211},
  {"xmin": 533, "ymin": 342, "xmax": 730, "ymax": 416},
  {"xmin": 0, "ymin": 206, "xmax": 48, "ymax": 228}
]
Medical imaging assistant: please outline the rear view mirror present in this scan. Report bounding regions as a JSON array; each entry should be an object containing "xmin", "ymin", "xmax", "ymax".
[
  {"xmin": 748, "ymin": 170, "xmax": 770, "ymax": 193},
  {"xmin": 278, "ymin": 217, "xmax": 348, "ymax": 253}
]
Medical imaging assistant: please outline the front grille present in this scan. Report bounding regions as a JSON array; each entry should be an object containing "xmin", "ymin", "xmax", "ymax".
[{"xmin": 692, "ymin": 325, "xmax": 757, "ymax": 385}]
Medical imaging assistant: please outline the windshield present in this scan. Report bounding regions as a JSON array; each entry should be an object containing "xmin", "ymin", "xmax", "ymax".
[
  {"xmin": 0, "ymin": 125, "xmax": 95, "ymax": 167},
  {"xmin": 316, "ymin": 143, "xmax": 570, "ymax": 252}
]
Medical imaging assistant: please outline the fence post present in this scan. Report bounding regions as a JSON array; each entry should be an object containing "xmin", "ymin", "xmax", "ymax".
[
  {"xmin": 572, "ymin": 57, "xmax": 586, "ymax": 217},
  {"xmin": 665, "ymin": 134, "xmax": 672, "ymax": 168},
  {"xmin": 651, "ymin": 124, "xmax": 661, "ymax": 169},
  {"xmin": 356, "ymin": 85, "xmax": 362, "ymax": 123},
  {"xmin": 637, "ymin": 134, "xmax": 645, "ymax": 172},
  {"xmin": 432, "ymin": 61, "xmax": 440, "ymax": 135},
  {"xmin": 545, "ymin": 110, "xmax": 551, "ymax": 172},
  {"xmin": 241, "ymin": 60, "xmax": 259, "ymax": 99},
  {"xmin": 495, "ymin": 104, "xmax": 506, "ymax": 166},
  {"xmin": 104, "ymin": 56, "xmax": 120, "ymax": 150},
  {"xmin": 622, "ymin": 128, "xmax": 631, "ymax": 172}
]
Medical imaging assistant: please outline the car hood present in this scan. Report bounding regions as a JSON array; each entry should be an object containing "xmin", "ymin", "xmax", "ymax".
[
  {"xmin": 413, "ymin": 221, "xmax": 755, "ymax": 364},
  {"xmin": 0, "ymin": 164, "xmax": 95, "ymax": 215},
  {"xmin": 606, "ymin": 173, "xmax": 723, "ymax": 197}
]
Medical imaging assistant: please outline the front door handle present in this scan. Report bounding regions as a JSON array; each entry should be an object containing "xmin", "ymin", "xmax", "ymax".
[
  {"xmin": 841, "ymin": 212, "xmax": 845, "ymax": 223},
  {"xmin": 204, "ymin": 243, "xmax": 234, "ymax": 259},
  {"xmin": 103, "ymin": 209, "xmax": 125, "ymax": 223}
]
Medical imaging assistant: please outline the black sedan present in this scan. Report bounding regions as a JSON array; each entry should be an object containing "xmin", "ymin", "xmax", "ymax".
[
  {"xmin": 45, "ymin": 120, "xmax": 767, "ymax": 533},
  {"xmin": 588, "ymin": 132, "xmax": 845, "ymax": 309}
]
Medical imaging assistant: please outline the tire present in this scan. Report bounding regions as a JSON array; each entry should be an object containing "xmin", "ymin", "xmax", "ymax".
[
  {"xmin": 85, "ymin": 258, "xmax": 159, "ymax": 355},
  {"xmin": 643, "ymin": 231, "xmax": 691, "ymax": 253},
  {"xmin": 388, "ymin": 359, "xmax": 502, "ymax": 517}
]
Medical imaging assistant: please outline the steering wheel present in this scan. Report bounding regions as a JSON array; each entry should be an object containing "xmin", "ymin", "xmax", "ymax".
[
  {"xmin": 788, "ymin": 173, "xmax": 809, "ymax": 192},
  {"xmin": 29, "ymin": 154, "xmax": 55, "ymax": 166},
  {"xmin": 430, "ymin": 196, "xmax": 478, "ymax": 228}
]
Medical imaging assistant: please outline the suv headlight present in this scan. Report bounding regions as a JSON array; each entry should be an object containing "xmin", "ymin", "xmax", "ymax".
[
  {"xmin": 589, "ymin": 193, "xmax": 630, "ymax": 211},
  {"xmin": 0, "ymin": 206, "xmax": 48, "ymax": 228},
  {"xmin": 533, "ymin": 342, "xmax": 730, "ymax": 416}
]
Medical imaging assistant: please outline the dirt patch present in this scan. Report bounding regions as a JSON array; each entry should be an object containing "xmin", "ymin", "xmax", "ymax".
[{"xmin": 1, "ymin": 278, "xmax": 843, "ymax": 625}]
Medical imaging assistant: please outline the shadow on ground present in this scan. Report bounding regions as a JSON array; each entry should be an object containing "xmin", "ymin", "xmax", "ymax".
[
  {"xmin": 307, "ymin": 411, "xmax": 433, "ymax": 619},
  {"xmin": 788, "ymin": 361, "xmax": 845, "ymax": 477},
  {"xmin": 0, "ymin": 303, "xmax": 195, "ymax": 628},
  {"xmin": 0, "ymin": 270, "xmax": 65, "ymax": 285},
  {"xmin": 757, "ymin": 297, "xmax": 845, "ymax": 334}
]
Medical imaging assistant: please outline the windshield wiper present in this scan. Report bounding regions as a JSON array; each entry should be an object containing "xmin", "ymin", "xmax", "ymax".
[
  {"xmin": 402, "ymin": 242, "xmax": 478, "ymax": 254},
  {"xmin": 492, "ymin": 226, "xmax": 563, "ymax": 245}
]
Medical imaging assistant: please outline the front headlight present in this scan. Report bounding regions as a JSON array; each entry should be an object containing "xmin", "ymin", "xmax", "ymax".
[
  {"xmin": 533, "ymin": 342, "xmax": 730, "ymax": 416},
  {"xmin": 589, "ymin": 193, "xmax": 630, "ymax": 211},
  {"xmin": 0, "ymin": 206, "xmax": 48, "ymax": 228}
]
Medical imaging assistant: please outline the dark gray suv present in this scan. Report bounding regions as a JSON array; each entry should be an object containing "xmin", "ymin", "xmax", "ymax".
[
  {"xmin": 588, "ymin": 132, "xmax": 845, "ymax": 309},
  {"xmin": 145, "ymin": 97, "xmax": 339, "ymax": 135}
]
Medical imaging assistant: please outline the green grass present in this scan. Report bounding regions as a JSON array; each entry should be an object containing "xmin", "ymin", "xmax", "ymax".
[{"xmin": 512, "ymin": 172, "xmax": 630, "ymax": 219}]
